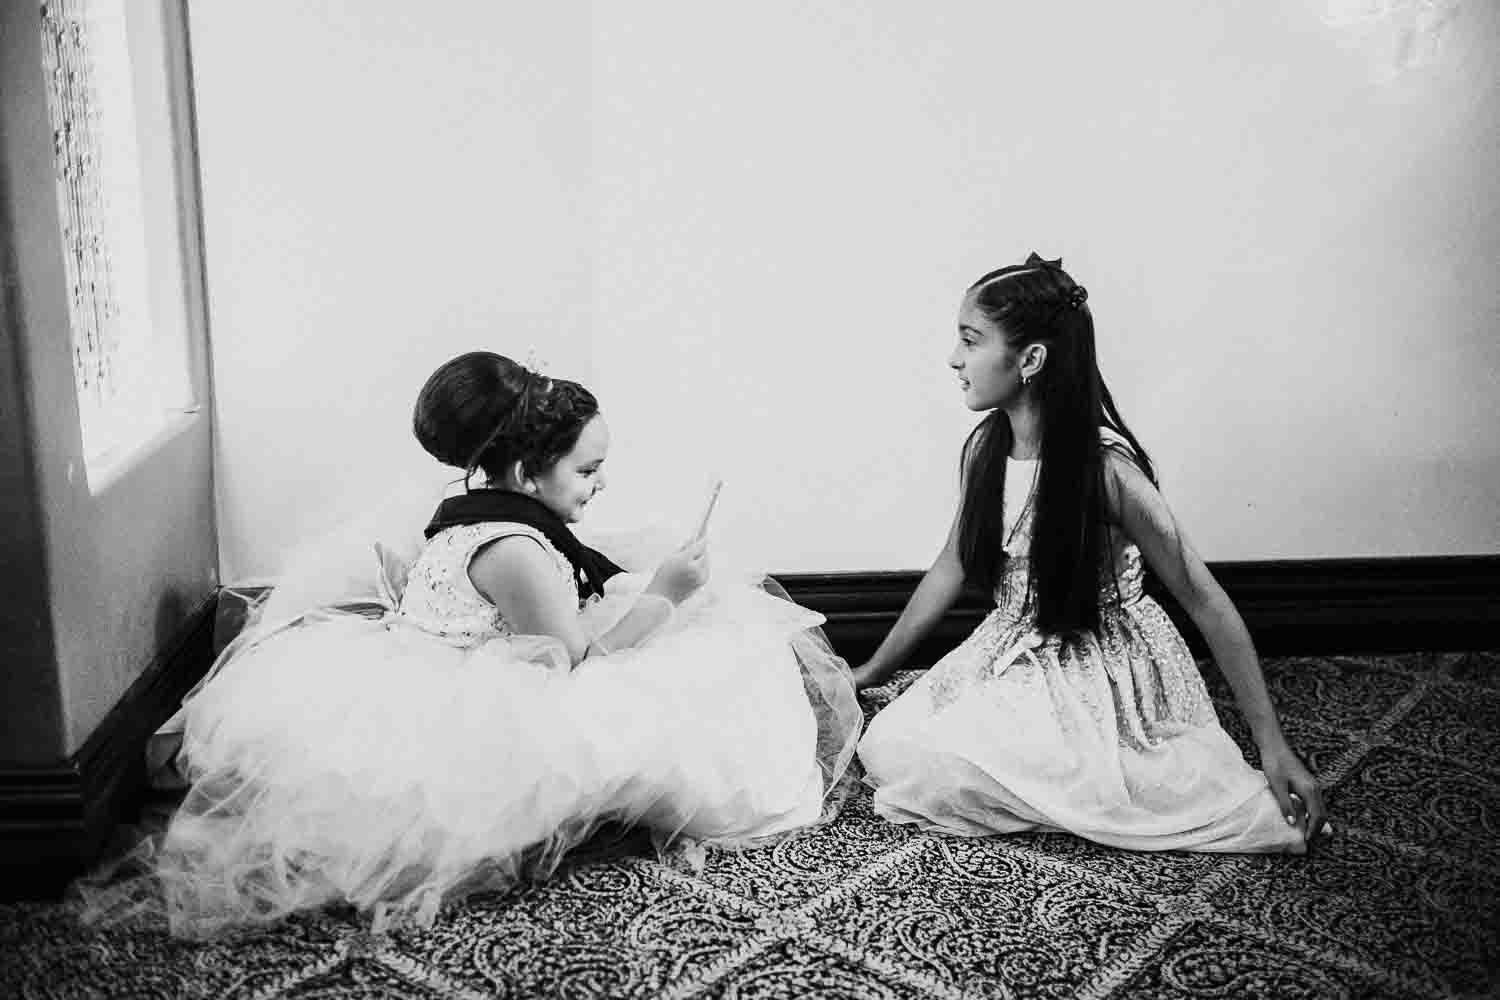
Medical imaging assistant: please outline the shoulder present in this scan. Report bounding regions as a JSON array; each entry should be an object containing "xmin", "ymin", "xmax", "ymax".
[
  {"xmin": 434, "ymin": 522, "xmax": 554, "ymax": 558},
  {"xmin": 438, "ymin": 522, "xmax": 567, "ymax": 575},
  {"xmin": 1099, "ymin": 426, "xmax": 1142, "ymax": 467},
  {"xmin": 469, "ymin": 532, "xmax": 555, "ymax": 570},
  {"xmin": 467, "ymin": 531, "xmax": 572, "ymax": 603},
  {"xmin": 1100, "ymin": 435, "xmax": 1156, "ymax": 525}
]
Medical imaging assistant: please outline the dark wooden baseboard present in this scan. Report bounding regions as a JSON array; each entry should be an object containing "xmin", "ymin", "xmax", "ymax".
[
  {"xmin": 0, "ymin": 593, "xmax": 218, "ymax": 900},
  {"xmin": 776, "ymin": 555, "xmax": 1500, "ymax": 666}
]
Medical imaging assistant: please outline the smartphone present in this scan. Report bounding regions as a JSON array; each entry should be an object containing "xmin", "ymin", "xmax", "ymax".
[{"xmin": 690, "ymin": 479, "xmax": 724, "ymax": 543}]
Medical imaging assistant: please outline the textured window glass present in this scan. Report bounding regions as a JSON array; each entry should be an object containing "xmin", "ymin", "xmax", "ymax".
[{"xmin": 39, "ymin": 0, "xmax": 191, "ymax": 474}]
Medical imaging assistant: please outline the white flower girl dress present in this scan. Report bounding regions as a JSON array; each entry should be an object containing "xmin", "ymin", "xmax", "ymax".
[{"xmin": 86, "ymin": 496, "xmax": 859, "ymax": 937}]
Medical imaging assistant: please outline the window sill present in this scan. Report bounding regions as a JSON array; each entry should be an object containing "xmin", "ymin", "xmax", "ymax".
[{"xmin": 85, "ymin": 407, "xmax": 202, "ymax": 496}]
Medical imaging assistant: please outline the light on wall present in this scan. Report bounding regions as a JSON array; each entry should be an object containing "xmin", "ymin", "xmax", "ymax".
[{"xmin": 1323, "ymin": 0, "xmax": 1465, "ymax": 79}]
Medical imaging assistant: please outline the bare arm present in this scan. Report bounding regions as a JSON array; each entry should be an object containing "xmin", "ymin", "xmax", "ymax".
[
  {"xmin": 469, "ymin": 537, "xmax": 592, "ymax": 664},
  {"xmin": 1106, "ymin": 453, "xmax": 1326, "ymax": 842},
  {"xmin": 1106, "ymin": 457, "xmax": 1281, "ymax": 740},
  {"xmin": 852, "ymin": 500, "xmax": 969, "ymax": 690},
  {"xmin": 469, "ymin": 535, "xmax": 710, "ymax": 668}
]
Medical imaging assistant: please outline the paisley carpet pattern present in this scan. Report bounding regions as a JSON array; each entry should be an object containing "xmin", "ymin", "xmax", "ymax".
[{"xmin": 2, "ymin": 650, "xmax": 1497, "ymax": 999}]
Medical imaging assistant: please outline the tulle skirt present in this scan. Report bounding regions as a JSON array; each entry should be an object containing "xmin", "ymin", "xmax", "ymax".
[
  {"xmin": 858, "ymin": 598, "xmax": 1305, "ymax": 854},
  {"xmin": 79, "ymin": 568, "xmax": 859, "ymax": 938}
]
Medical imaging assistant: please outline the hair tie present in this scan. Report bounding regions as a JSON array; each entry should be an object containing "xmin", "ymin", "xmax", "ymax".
[{"xmin": 1024, "ymin": 253, "xmax": 1087, "ymax": 310}]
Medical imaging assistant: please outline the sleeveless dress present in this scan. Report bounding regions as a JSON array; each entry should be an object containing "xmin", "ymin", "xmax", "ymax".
[
  {"xmin": 857, "ymin": 442, "xmax": 1304, "ymax": 854},
  {"xmin": 100, "ymin": 521, "xmax": 859, "ymax": 937}
]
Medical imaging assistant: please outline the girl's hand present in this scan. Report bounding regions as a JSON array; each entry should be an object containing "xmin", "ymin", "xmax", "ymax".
[
  {"xmin": 1259, "ymin": 738, "xmax": 1329, "ymax": 847},
  {"xmin": 645, "ymin": 538, "xmax": 710, "ymax": 605}
]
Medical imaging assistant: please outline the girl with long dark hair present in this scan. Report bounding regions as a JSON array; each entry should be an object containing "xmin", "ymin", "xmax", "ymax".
[{"xmin": 855, "ymin": 255, "xmax": 1327, "ymax": 853}]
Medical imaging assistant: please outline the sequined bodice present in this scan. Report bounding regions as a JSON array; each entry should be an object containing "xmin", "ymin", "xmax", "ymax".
[
  {"xmin": 998, "ymin": 456, "xmax": 1144, "ymax": 623},
  {"xmin": 396, "ymin": 523, "xmax": 576, "ymax": 643},
  {"xmin": 994, "ymin": 545, "xmax": 1146, "ymax": 622},
  {"xmin": 920, "ymin": 436, "xmax": 1177, "ymax": 715}
]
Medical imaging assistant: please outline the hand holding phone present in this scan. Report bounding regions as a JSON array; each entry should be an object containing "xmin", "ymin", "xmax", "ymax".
[{"xmin": 689, "ymin": 479, "xmax": 723, "ymax": 544}]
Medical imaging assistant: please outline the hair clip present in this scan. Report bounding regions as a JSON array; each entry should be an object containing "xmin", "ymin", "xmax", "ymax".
[{"xmin": 1068, "ymin": 285, "xmax": 1089, "ymax": 309}]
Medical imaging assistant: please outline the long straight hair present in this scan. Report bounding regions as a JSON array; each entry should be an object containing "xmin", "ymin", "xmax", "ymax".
[{"xmin": 956, "ymin": 257, "xmax": 1156, "ymax": 636}]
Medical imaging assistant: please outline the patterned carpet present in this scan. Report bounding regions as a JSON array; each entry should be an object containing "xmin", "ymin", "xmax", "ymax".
[{"xmin": 2, "ymin": 650, "xmax": 1497, "ymax": 999}]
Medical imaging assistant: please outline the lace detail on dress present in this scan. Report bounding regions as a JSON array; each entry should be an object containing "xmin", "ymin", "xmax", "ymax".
[
  {"xmin": 926, "ymin": 521, "xmax": 1213, "ymax": 740},
  {"xmin": 858, "ymin": 428, "xmax": 1298, "ymax": 854},
  {"xmin": 395, "ymin": 523, "xmax": 577, "ymax": 645},
  {"xmin": 926, "ymin": 609, "xmax": 1037, "ymax": 710},
  {"xmin": 992, "ymin": 536, "xmax": 1145, "ymax": 620},
  {"xmin": 927, "ymin": 446, "xmax": 1155, "ymax": 717}
]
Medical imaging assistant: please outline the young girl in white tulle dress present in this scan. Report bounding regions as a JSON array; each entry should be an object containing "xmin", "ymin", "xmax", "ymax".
[
  {"xmin": 93, "ymin": 352, "xmax": 859, "ymax": 937},
  {"xmin": 854, "ymin": 254, "xmax": 1329, "ymax": 854}
]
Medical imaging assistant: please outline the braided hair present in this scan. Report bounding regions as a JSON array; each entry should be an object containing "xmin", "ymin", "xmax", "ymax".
[{"xmin": 413, "ymin": 352, "xmax": 599, "ymax": 486}]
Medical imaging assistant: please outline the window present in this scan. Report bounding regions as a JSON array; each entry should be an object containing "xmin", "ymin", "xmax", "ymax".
[{"xmin": 39, "ymin": 0, "xmax": 194, "ymax": 484}]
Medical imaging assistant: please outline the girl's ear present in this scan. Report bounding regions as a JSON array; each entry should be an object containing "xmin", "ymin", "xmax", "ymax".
[
  {"xmin": 1020, "ymin": 343, "xmax": 1049, "ymax": 380},
  {"xmin": 505, "ymin": 460, "xmax": 535, "ymax": 493}
]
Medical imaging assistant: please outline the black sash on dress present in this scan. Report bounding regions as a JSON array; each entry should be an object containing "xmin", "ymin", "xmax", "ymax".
[{"xmin": 423, "ymin": 489, "xmax": 623, "ymax": 600}]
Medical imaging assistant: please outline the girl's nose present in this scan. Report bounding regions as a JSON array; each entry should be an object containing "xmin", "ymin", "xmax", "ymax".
[{"xmin": 948, "ymin": 348, "xmax": 963, "ymax": 370}]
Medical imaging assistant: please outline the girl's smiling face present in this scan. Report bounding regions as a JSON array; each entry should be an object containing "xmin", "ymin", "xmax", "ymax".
[
  {"xmin": 950, "ymin": 293, "xmax": 1025, "ymax": 411},
  {"xmin": 529, "ymin": 415, "xmax": 609, "ymax": 522}
]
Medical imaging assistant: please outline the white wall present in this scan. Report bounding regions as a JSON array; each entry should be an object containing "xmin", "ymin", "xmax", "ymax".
[
  {"xmin": 588, "ymin": 0, "xmax": 1500, "ymax": 568},
  {"xmin": 194, "ymin": 2, "xmax": 593, "ymax": 581},
  {"xmin": 199, "ymin": 1, "xmax": 1500, "ymax": 583}
]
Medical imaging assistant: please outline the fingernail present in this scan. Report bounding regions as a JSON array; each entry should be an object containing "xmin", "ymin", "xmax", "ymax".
[{"xmin": 1285, "ymin": 814, "xmax": 1296, "ymax": 825}]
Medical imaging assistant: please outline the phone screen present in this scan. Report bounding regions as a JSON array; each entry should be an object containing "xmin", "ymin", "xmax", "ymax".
[{"xmin": 692, "ymin": 480, "xmax": 723, "ymax": 542}]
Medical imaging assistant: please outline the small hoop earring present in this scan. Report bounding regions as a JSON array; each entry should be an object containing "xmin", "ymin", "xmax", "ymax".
[{"xmin": 1022, "ymin": 374, "xmax": 1032, "ymax": 387}]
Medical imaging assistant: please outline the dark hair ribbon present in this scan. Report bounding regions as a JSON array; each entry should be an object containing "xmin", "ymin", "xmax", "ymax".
[{"xmin": 1023, "ymin": 252, "xmax": 1088, "ymax": 310}]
